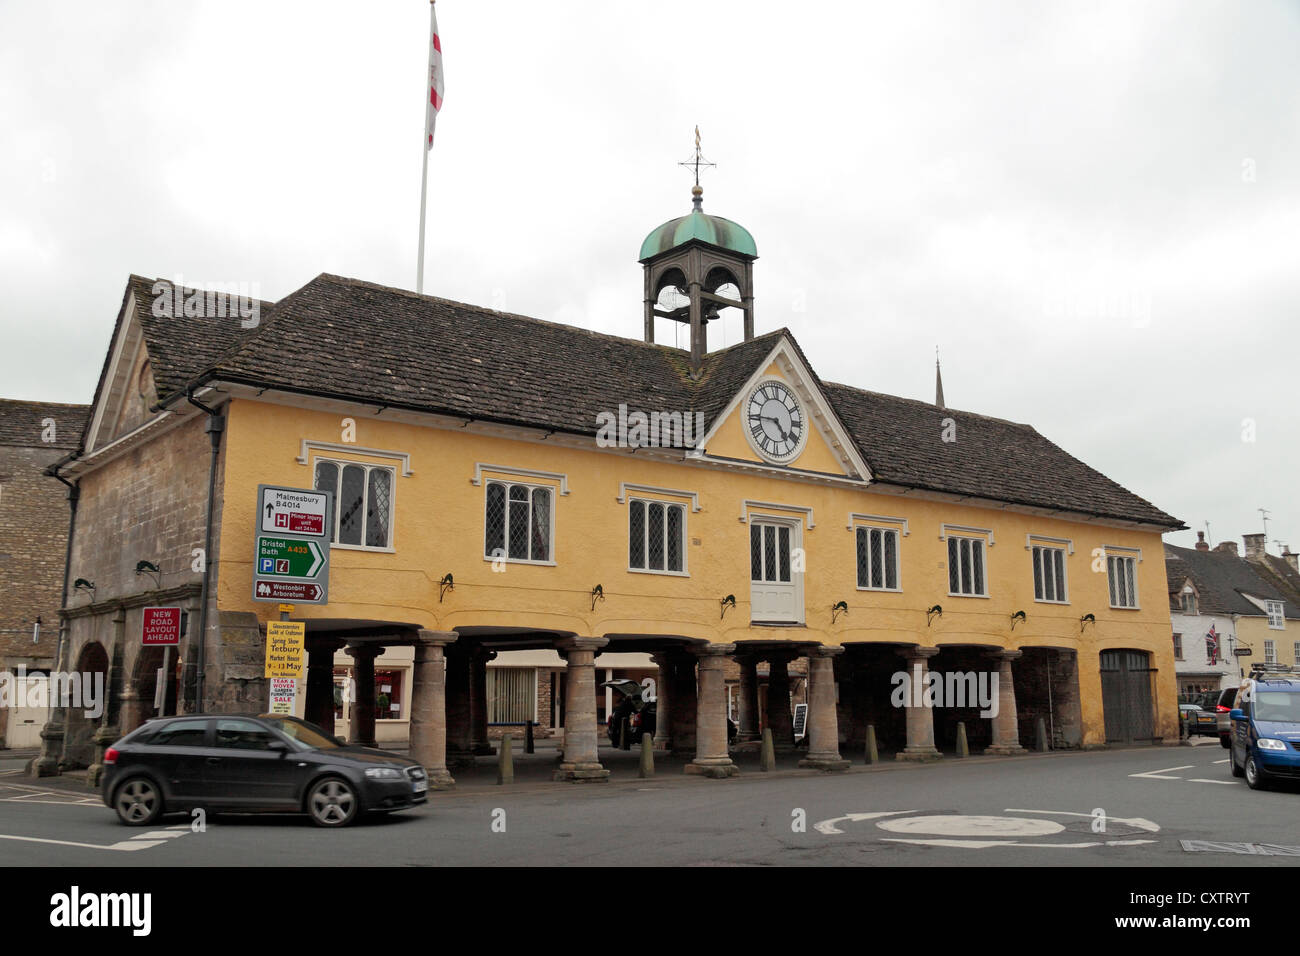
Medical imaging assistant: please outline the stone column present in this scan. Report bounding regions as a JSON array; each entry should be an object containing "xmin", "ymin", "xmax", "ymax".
[
  {"xmin": 345, "ymin": 644, "xmax": 382, "ymax": 747},
  {"xmin": 737, "ymin": 654, "xmax": 760, "ymax": 742},
  {"xmin": 87, "ymin": 607, "xmax": 126, "ymax": 787},
  {"xmin": 766, "ymin": 654, "xmax": 797, "ymax": 753},
  {"xmin": 896, "ymin": 646, "xmax": 942, "ymax": 761},
  {"xmin": 445, "ymin": 640, "xmax": 474, "ymax": 767},
  {"xmin": 686, "ymin": 644, "xmax": 739, "ymax": 777},
  {"xmin": 984, "ymin": 649, "xmax": 1026, "ymax": 755},
  {"xmin": 554, "ymin": 637, "xmax": 610, "ymax": 782},
  {"xmin": 304, "ymin": 637, "xmax": 343, "ymax": 735},
  {"xmin": 799, "ymin": 646, "xmax": 850, "ymax": 770},
  {"xmin": 668, "ymin": 651, "xmax": 697, "ymax": 755},
  {"xmin": 470, "ymin": 647, "xmax": 497, "ymax": 755},
  {"xmin": 651, "ymin": 651, "xmax": 672, "ymax": 752},
  {"xmin": 409, "ymin": 630, "xmax": 457, "ymax": 789}
]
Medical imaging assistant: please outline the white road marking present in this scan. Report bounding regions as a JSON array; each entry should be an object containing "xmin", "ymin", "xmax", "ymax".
[
  {"xmin": 1005, "ymin": 808, "xmax": 1160, "ymax": 833},
  {"xmin": 881, "ymin": 837, "xmax": 1157, "ymax": 849},
  {"xmin": 1213, "ymin": 759, "xmax": 1230, "ymax": 765},
  {"xmin": 1188, "ymin": 778, "xmax": 1238, "ymax": 785},
  {"xmin": 0, "ymin": 827, "xmax": 192, "ymax": 853},
  {"xmin": 813, "ymin": 810, "xmax": 912, "ymax": 835},
  {"xmin": 878, "ymin": 815, "xmax": 1063, "ymax": 837},
  {"xmin": 1129, "ymin": 764, "xmax": 1195, "ymax": 780}
]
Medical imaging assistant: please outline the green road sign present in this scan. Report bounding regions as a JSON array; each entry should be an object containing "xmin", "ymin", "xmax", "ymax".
[{"xmin": 256, "ymin": 536, "xmax": 326, "ymax": 579}]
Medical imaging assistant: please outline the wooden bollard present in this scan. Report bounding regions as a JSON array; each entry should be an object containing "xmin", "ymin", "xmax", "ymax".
[
  {"xmin": 956, "ymin": 722, "xmax": 969, "ymax": 757},
  {"xmin": 497, "ymin": 734, "xmax": 514, "ymax": 785},
  {"xmin": 864, "ymin": 724, "xmax": 878, "ymax": 764},
  {"xmin": 639, "ymin": 732, "xmax": 654, "ymax": 778},
  {"xmin": 760, "ymin": 728, "xmax": 776, "ymax": 772}
]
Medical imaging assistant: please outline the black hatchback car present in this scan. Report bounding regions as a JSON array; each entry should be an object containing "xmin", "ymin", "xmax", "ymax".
[{"xmin": 102, "ymin": 714, "xmax": 427, "ymax": 827}]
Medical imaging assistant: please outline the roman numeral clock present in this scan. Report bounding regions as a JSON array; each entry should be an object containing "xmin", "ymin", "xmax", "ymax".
[{"xmin": 745, "ymin": 379, "xmax": 807, "ymax": 464}]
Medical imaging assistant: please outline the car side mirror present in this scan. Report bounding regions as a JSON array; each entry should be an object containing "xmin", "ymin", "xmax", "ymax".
[
  {"xmin": 334, "ymin": 736, "xmax": 346, "ymax": 746},
  {"xmin": 1229, "ymin": 708, "xmax": 1244, "ymax": 720},
  {"xmin": 267, "ymin": 739, "xmax": 290, "ymax": 753}
]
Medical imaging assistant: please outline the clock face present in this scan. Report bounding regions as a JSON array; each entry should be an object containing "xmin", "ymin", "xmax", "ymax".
[{"xmin": 745, "ymin": 380, "xmax": 805, "ymax": 463}]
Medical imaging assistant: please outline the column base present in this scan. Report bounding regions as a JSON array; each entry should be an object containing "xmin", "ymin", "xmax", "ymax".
[
  {"xmin": 684, "ymin": 759, "xmax": 739, "ymax": 778},
  {"xmin": 799, "ymin": 755, "xmax": 851, "ymax": 771},
  {"xmin": 553, "ymin": 762, "xmax": 610, "ymax": 782},
  {"xmin": 471, "ymin": 743, "xmax": 496, "ymax": 756},
  {"xmin": 896, "ymin": 748, "xmax": 942, "ymax": 762},
  {"xmin": 984, "ymin": 744, "xmax": 1027, "ymax": 756},
  {"xmin": 426, "ymin": 769, "xmax": 456, "ymax": 790}
]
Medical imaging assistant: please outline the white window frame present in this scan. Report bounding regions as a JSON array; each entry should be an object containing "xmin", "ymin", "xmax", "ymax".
[
  {"xmin": 483, "ymin": 479, "xmax": 557, "ymax": 566},
  {"xmin": 627, "ymin": 497, "xmax": 689, "ymax": 576},
  {"xmin": 1264, "ymin": 639, "xmax": 1276, "ymax": 664},
  {"xmin": 1172, "ymin": 632, "xmax": 1183, "ymax": 661},
  {"xmin": 946, "ymin": 535, "xmax": 988, "ymax": 598},
  {"xmin": 1031, "ymin": 544, "xmax": 1069, "ymax": 604},
  {"xmin": 1180, "ymin": 591, "xmax": 1197, "ymax": 615},
  {"xmin": 1107, "ymin": 554, "xmax": 1139, "ymax": 609},
  {"xmin": 312, "ymin": 457, "xmax": 397, "ymax": 552},
  {"xmin": 854, "ymin": 525, "xmax": 902, "ymax": 592},
  {"xmin": 1266, "ymin": 601, "xmax": 1284, "ymax": 630}
]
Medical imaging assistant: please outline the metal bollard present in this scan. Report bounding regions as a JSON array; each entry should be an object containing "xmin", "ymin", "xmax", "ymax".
[
  {"xmin": 864, "ymin": 724, "xmax": 879, "ymax": 764},
  {"xmin": 760, "ymin": 728, "xmax": 776, "ymax": 772},
  {"xmin": 956, "ymin": 722, "xmax": 969, "ymax": 757},
  {"xmin": 639, "ymin": 732, "xmax": 654, "ymax": 778},
  {"xmin": 497, "ymin": 734, "xmax": 514, "ymax": 785},
  {"xmin": 525, "ymin": 720, "xmax": 535, "ymax": 754}
]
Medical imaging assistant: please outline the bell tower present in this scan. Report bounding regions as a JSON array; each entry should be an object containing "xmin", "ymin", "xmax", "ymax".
[{"xmin": 639, "ymin": 131, "xmax": 757, "ymax": 375}]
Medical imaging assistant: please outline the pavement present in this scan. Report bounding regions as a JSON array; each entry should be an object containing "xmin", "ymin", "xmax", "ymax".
[{"xmin": 1, "ymin": 736, "xmax": 1297, "ymax": 866}]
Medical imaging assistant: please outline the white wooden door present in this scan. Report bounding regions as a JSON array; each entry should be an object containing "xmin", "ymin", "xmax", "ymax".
[
  {"xmin": 750, "ymin": 520, "xmax": 802, "ymax": 623},
  {"xmin": 8, "ymin": 672, "xmax": 48, "ymax": 748}
]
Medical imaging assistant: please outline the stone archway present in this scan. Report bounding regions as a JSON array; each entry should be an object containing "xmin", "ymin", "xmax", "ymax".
[{"xmin": 63, "ymin": 641, "xmax": 109, "ymax": 769}]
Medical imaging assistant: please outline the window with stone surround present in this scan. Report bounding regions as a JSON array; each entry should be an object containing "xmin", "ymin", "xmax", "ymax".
[
  {"xmin": 1032, "ymin": 545, "xmax": 1068, "ymax": 603},
  {"xmin": 947, "ymin": 536, "xmax": 986, "ymax": 597},
  {"xmin": 628, "ymin": 498, "xmax": 686, "ymax": 574},
  {"xmin": 484, "ymin": 481, "xmax": 553, "ymax": 564},
  {"xmin": 856, "ymin": 526, "xmax": 900, "ymax": 591},
  {"xmin": 1107, "ymin": 554, "xmax": 1138, "ymax": 609},
  {"xmin": 313, "ymin": 459, "xmax": 394, "ymax": 550}
]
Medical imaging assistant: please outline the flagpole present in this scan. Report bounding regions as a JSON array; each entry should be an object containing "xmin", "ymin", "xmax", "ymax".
[{"xmin": 417, "ymin": 0, "xmax": 436, "ymax": 295}]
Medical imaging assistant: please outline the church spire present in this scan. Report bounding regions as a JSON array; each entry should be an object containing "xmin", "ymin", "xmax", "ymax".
[{"xmin": 935, "ymin": 347, "xmax": 945, "ymax": 408}]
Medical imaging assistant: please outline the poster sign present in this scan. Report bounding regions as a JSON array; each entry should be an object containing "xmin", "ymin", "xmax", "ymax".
[
  {"xmin": 142, "ymin": 607, "xmax": 182, "ymax": 646},
  {"xmin": 269, "ymin": 677, "xmax": 298, "ymax": 715},
  {"xmin": 792, "ymin": 702, "xmax": 809, "ymax": 739},
  {"xmin": 264, "ymin": 621, "xmax": 306, "ymax": 678}
]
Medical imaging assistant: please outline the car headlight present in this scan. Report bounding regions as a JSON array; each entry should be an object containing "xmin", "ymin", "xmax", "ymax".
[
  {"xmin": 364, "ymin": 767, "xmax": 403, "ymax": 779},
  {"xmin": 1256, "ymin": 738, "xmax": 1287, "ymax": 751}
]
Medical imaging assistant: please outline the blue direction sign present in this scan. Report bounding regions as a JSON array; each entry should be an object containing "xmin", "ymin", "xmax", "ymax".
[{"xmin": 253, "ymin": 484, "xmax": 332, "ymax": 604}]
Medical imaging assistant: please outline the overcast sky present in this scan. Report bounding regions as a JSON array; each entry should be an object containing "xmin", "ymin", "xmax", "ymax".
[{"xmin": 2, "ymin": 1, "xmax": 1296, "ymax": 554}]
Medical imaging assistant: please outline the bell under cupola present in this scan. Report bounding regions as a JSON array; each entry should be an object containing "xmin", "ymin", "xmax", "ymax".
[{"xmin": 639, "ymin": 133, "xmax": 757, "ymax": 375}]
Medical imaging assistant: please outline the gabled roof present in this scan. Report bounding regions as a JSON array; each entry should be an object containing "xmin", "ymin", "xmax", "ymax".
[
  {"xmin": 135, "ymin": 271, "xmax": 1178, "ymax": 528},
  {"xmin": 1247, "ymin": 553, "xmax": 1300, "ymax": 615},
  {"xmin": 0, "ymin": 399, "xmax": 89, "ymax": 449},
  {"xmin": 1165, "ymin": 544, "xmax": 1300, "ymax": 619}
]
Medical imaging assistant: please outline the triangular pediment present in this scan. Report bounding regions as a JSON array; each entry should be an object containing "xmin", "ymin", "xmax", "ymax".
[
  {"xmin": 695, "ymin": 336, "xmax": 871, "ymax": 481},
  {"xmin": 84, "ymin": 280, "xmax": 162, "ymax": 454}
]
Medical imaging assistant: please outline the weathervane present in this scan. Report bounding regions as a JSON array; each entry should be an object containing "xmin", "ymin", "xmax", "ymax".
[{"xmin": 678, "ymin": 126, "xmax": 716, "ymax": 208}]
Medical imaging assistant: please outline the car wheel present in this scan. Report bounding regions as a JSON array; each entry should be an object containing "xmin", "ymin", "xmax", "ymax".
[
  {"xmin": 114, "ymin": 777, "xmax": 163, "ymax": 826},
  {"xmin": 1244, "ymin": 755, "xmax": 1269, "ymax": 791},
  {"xmin": 306, "ymin": 777, "xmax": 359, "ymax": 827}
]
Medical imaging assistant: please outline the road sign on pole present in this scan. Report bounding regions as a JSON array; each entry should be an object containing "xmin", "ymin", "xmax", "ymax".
[
  {"xmin": 253, "ymin": 485, "xmax": 332, "ymax": 605},
  {"xmin": 142, "ymin": 607, "xmax": 182, "ymax": 646}
]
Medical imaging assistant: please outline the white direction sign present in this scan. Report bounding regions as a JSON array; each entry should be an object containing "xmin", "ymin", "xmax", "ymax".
[{"xmin": 253, "ymin": 485, "xmax": 333, "ymax": 605}]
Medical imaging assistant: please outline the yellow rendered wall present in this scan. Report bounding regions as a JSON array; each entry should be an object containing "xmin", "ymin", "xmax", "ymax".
[
  {"xmin": 1236, "ymin": 617, "xmax": 1298, "ymax": 668},
  {"xmin": 216, "ymin": 397, "xmax": 1179, "ymax": 745}
]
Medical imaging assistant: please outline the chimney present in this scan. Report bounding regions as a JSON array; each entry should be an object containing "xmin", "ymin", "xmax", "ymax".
[
  {"xmin": 1214, "ymin": 541, "xmax": 1239, "ymax": 557},
  {"xmin": 1195, "ymin": 531, "xmax": 1209, "ymax": 552},
  {"xmin": 1242, "ymin": 533, "xmax": 1266, "ymax": 559},
  {"xmin": 1283, "ymin": 546, "xmax": 1299, "ymax": 574}
]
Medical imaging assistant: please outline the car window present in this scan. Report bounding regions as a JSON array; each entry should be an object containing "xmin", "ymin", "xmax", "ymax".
[
  {"xmin": 1253, "ymin": 691, "xmax": 1300, "ymax": 725},
  {"xmin": 145, "ymin": 719, "xmax": 209, "ymax": 747},
  {"xmin": 214, "ymin": 719, "xmax": 281, "ymax": 751},
  {"xmin": 260, "ymin": 715, "xmax": 339, "ymax": 750}
]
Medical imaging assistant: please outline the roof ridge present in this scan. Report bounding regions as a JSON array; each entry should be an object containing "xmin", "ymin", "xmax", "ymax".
[{"xmin": 823, "ymin": 378, "xmax": 1030, "ymax": 428}]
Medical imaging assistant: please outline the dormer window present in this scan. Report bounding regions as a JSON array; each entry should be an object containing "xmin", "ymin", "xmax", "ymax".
[
  {"xmin": 1267, "ymin": 601, "xmax": 1284, "ymax": 630},
  {"xmin": 1180, "ymin": 590, "xmax": 1197, "ymax": 615}
]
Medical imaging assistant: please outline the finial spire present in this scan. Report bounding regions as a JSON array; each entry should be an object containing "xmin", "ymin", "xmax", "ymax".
[
  {"xmin": 678, "ymin": 125, "xmax": 715, "ymax": 210},
  {"xmin": 935, "ymin": 346, "xmax": 945, "ymax": 408}
]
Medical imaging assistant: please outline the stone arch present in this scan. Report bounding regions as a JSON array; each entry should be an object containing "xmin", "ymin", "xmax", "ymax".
[{"xmin": 63, "ymin": 641, "xmax": 109, "ymax": 769}]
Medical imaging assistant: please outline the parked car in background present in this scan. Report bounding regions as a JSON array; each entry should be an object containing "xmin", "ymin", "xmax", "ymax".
[
  {"xmin": 102, "ymin": 713, "xmax": 427, "ymax": 827},
  {"xmin": 1179, "ymin": 703, "xmax": 1217, "ymax": 738},
  {"xmin": 1213, "ymin": 686, "xmax": 1238, "ymax": 748}
]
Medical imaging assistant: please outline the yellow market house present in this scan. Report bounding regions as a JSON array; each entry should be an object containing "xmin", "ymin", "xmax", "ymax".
[{"xmin": 34, "ymin": 187, "xmax": 1184, "ymax": 785}]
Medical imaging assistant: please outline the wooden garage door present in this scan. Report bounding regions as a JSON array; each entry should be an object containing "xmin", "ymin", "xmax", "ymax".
[{"xmin": 1100, "ymin": 650, "xmax": 1155, "ymax": 745}]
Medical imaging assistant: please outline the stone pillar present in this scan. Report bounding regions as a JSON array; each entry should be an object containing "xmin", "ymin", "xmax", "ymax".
[
  {"xmin": 668, "ymin": 652, "xmax": 697, "ymax": 755},
  {"xmin": 686, "ymin": 644, "xmax": 738, "ymax": 777},
  {"xmin": 304, "ymin": 637, "xmax": 343, "ymax": 735},
  {"xmin": 87, "ymin": 607, "xmax": 127, "ymax": 787},
  {"xmin": 651, "ymin": 652, "xmax": 672, "ymax": 752},
  {"xmin": 737, "ymin": 655, "xmax": 760, "ymax": 741},
  {"xmin": 409, "ymin": 630, "xmax": 457, "ymax": 789},
  {"xmin": 984, "ymin": 649, "xmax": 1026, "ymax": 755},
  {"xmin": 345, "ymin": 644, "xmax": 382, "ymax": 748},
  {"xmin": 470, "ymin": 647, "xmax": 497, "ymax": 755},
  {"xmin": 119, "ymin": 688, "xmax": 145, "ymax": 736},
  {"xmin": 766, "ymin": 654, "xmax": 797, "ymax": 753},
  {"xmin": 554, "ymin": 637, "xmax": 610, "ymax": 782},
  {"xmin": 445, "ymin": 640, "xmax": 474, "ymax": 767},
  {"xmin": 800, "ymin": 646, "xmax": 850, "ymax": 770},
  {"xmin": 896, "ymin": 646, "xmax": 942, "ymax": 761}
]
